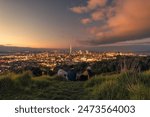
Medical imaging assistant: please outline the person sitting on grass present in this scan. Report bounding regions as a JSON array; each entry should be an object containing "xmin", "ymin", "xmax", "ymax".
[
  {"xmin": 57, "ymin": 69, "xmax": 68, "ymax": 80},
  {"xmin": 67, "ymin": 66, "xmax": 77, "ymax": 81},
  {"xmin": 77, "ymin": 66, "xmax": 94, "ymax": 81},
  {"xmin": 86, "ymin": 66, "xmax": 94, "ymax": 79}
]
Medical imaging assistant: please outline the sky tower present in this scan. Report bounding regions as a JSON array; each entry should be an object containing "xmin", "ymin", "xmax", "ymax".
[{"xmin": 69, "ymin": 44, "xmax": 72, "ymax": 55}]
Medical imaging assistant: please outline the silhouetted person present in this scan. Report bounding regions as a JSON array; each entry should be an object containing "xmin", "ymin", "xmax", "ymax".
[
  {"xmin": 57, "ymin": 69, "xmax": 68, "ymax": 80},
  {"xmin": 77, "ymin": 66, "xmax": 94, "ymax": 81},
  {"xmin": 86, "ymin": 66, "xmax": 94, "ymax": 79},
  {"xmin": 67, "ymin": 67, "xmax": 76, "ymax": 81},
  {"xmin": 78, "ymin": 75, "xmax": 88, "ymax": 81}
]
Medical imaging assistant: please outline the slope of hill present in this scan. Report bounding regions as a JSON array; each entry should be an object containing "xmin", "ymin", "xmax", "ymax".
[{"xmin": 0, "ymin": 71, "xmax": 150, "ymax": 100}]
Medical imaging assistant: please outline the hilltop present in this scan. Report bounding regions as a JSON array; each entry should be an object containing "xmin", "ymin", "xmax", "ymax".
[{"xmin": 0, "ymin": 71, "xmax": 150, "ymax": 100}]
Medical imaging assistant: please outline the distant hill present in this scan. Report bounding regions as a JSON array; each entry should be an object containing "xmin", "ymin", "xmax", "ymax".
[
  {"xmin": 85, "ymin": 45, "xmax": 150, "ymax": 53},
  {"xmin": 0, "ymin": 44, "xmax": 150, "ymax": 54},
  {"xmin": 0, "ymin": 45, "xmax": 32, "ymax": 52},
  {"xmin": 0, "ymin": 45, "xmax": 52, "ymax": 53}
]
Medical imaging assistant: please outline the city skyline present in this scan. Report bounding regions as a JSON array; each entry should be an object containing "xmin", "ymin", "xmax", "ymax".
[{"xmin": 0, "ymin": 0, "xmax": 150, "ymax": 49}]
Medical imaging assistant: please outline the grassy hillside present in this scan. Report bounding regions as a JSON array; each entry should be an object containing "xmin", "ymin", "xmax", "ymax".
[
  {"xmin": 84, "ymin": 71, "xmax": 150, "ymax": 100},
  {"xmin": 0, "ymin": 71, "xmax": 150, "ymax": 100}
]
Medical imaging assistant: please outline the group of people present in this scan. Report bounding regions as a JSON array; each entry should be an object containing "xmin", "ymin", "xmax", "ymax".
[{"xmin": 57, "ymin": 66, "xmax": 94, "ymax": 81}]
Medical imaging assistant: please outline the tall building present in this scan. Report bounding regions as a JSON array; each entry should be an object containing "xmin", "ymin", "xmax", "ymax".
[
  {"xmin": 69, "ymin": 44, "xmax": 72, "ymax": 55},
  {"xmin": 85, "ymin": 50, "xmax": 89, "ymax": 54}
]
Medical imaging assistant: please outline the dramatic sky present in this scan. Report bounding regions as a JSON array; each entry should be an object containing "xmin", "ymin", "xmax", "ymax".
[{"xmin": 0, "ymin": 0, "xmax": 150, "ymax": 49}]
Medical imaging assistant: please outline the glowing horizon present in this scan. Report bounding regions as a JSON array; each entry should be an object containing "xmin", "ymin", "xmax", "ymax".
[
  {"xmin": 0, "ymin": 0, "xmax": 150, "ymax": 49},
  {"xmin": 0, "ymin": 0, "xmax": 83, "ymax": 48}
]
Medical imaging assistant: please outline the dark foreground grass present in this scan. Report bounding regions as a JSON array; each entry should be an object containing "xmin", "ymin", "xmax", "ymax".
[{"xmin": 0, "ymin": 71, "xmax": 150, "ymax": 100}]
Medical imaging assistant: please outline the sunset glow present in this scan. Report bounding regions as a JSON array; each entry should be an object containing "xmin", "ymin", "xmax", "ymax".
[{"xmin": 0, "ymin": 0, "xmax": 150, "ymax": 49}]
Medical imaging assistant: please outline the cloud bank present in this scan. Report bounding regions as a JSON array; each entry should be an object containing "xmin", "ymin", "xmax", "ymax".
[{"xmin": 71, "ymin": 0, "xmax": 150, "ymax": 45}]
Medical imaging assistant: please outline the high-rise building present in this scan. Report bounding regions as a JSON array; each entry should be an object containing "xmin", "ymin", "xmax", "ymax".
[
  {"xmin": 69, "ymin": 44, "xmax": 72, "ymax": 55},
  {"xmin": 85, "ymin": 50, "xmax": 89, "ymax": 54}
]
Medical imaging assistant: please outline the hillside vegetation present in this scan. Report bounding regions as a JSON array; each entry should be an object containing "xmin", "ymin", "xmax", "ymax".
[{"xmin": 0, "ymin": 71, "xmax": 150, "ymax": 100}]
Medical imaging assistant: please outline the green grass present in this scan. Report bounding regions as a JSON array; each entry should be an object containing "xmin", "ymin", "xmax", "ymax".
[
  {"xmin": 0, "ymin": 71, "xmax": 150, "ymax": 100},
  {"xmin": 0, "ymin": 72, "xmax": 85, "ymax": 100},
  {"xmin": 84, "ymin": 71, "xmax": 150, "ymax": 100}
]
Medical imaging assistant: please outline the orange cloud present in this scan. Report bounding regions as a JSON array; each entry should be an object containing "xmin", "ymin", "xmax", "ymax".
[
  {"xmin": 70, "ymin": 6, "xmax": 88, "ymax": 14},
  {"xmin": 87, "ymin": 0, "xmax": 107, "ymax": 9},
  {"xmin": 71, "ymin": 0, "xmax": 107, "ymax": 14},
  {"xmin": 81, "ymin": 18, "xmax": 92, "ymax": 24},
  {"xmin": 71, "ymin": 0, "xmax": 150, "ymax": 45},
  {"xmin": 91, "ymin": 10, "xmax": 105, "ymax": 21}
]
